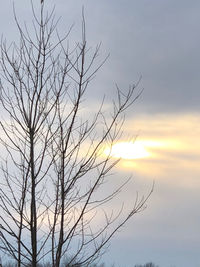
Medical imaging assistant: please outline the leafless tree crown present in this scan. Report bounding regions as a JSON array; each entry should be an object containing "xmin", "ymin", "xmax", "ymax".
[{"xmin": 0, "ymin": 3, "xmax": 152, "ymax": 267}]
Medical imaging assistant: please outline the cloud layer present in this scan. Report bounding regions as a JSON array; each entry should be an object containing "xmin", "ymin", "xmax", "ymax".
[{"xmin": 1, "ymin": 1, "xmax": 200, "ymax": 266}]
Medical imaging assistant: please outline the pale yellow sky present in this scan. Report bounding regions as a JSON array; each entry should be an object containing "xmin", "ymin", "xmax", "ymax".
[
  {"xmin": 109, "ymin": 113, "xmax": 200, "ymax": 182},
  {"xmin": 101, "ymin": 112, "xmax": 200, "ymax": 266}
]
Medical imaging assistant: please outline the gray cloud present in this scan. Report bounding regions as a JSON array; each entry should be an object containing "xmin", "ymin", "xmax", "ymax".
[
  {"xmin": 4, "ymin": 0, "xmax": 200, "ymax": 114},
  {"xmin": 55, "ymin": 0, "xmax": 200, "ymax": 114},
  {"xmin": 1, "ymin": 1, "xmax": 200, "ymax": 266}
]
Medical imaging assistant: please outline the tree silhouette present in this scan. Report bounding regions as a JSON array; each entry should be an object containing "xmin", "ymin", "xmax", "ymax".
[
  {"xmin": 0, "ymin": 2, "xmax": 152, "ymax": 267},
  {"xmin": 134, "ymin": 263, "xmax": 159, "ymax": 267}
]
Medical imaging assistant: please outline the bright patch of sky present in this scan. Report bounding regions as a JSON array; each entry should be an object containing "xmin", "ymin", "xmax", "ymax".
[{"xmin": 1, "ymin": 1, "xmax": 200, "ymax": 266}]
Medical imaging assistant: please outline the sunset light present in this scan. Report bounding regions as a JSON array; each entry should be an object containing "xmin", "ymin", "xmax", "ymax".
[
  {"xmin": 0, "ymin": 0, "xmax": 199, "ymax": 266},
  {"xmin": 104, "ymin": 141, "xmax": 151, "ymax": 160}
]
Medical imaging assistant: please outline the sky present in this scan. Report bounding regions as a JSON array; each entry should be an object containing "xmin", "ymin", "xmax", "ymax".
[{"xmin": 1, "ymin": 0, "xmax": 200, "ymax": 266}]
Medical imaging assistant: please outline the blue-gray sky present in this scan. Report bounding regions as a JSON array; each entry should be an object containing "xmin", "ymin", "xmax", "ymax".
[{"xmin": 1, "ymin": 1, "xmax": 200, "ymax": 267}]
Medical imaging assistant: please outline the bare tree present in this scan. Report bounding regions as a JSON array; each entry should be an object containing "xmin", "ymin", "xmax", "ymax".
[{"xmin": 0, "ymin": 3, "xmax": 152, "ymax": 267}]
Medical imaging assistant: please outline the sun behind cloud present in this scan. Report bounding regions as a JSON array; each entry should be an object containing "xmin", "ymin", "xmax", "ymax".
[{"xmin": 104, "ymin": 141, "xmax": 151, "ymax": 160}]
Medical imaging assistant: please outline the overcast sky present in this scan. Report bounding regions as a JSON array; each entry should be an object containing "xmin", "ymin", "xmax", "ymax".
[{"xmin": 1, "ymin": 1, "xmax": 200, "ymax": 266}]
